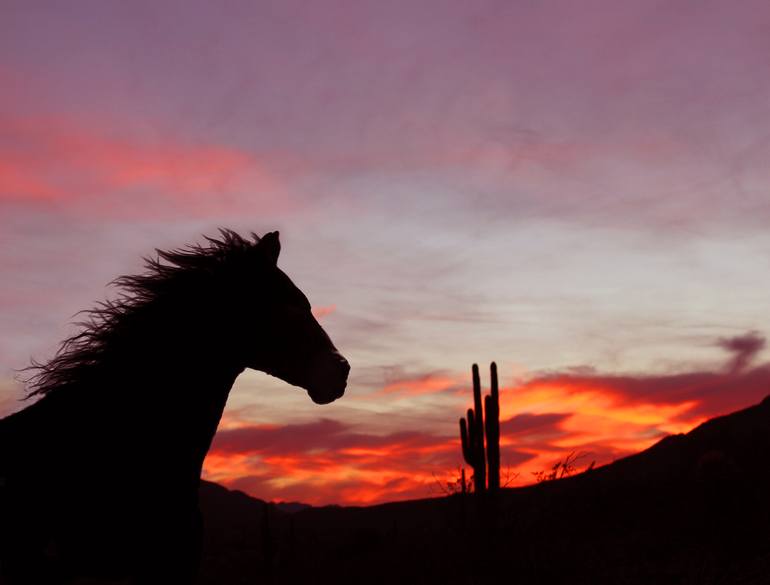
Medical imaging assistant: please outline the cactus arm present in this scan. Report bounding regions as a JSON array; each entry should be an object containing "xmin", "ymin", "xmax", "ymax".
[
  {"xmin": 471, "ymin": 364, "xmax": 486, "ymax": 493},
  {"xmin": 460, "ymin": 418, "xmax": 471, "ymax": 463},
  {"xmin": 472, "ymin": 364, "xmax": 483, "ymax": 444}
]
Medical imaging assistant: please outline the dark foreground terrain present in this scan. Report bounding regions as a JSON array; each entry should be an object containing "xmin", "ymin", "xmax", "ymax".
[{"xmin": 198, "ymin": 396, "xmax": 770, "ymax": 585}]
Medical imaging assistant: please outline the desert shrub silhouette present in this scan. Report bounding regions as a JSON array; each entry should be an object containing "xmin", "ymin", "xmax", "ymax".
[{"xmin": 0, "ymin": 230, "xmax": 349, "ymax": 584}]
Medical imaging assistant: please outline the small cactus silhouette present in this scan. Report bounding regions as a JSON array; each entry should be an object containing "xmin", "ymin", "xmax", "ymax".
[{"xmin": 459, "ymin": 362, "xmax": 501, "ymax": 493}]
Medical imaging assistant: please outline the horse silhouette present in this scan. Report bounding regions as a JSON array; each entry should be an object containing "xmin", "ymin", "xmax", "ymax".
[{"xmin": 0, "ymin": 230, "xmax": 349, "ymax": 584}]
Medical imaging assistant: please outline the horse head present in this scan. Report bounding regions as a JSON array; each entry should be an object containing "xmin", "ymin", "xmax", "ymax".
[{"xmin": 225, "ymin": 231, "xmax": 349, "ymax": 404}]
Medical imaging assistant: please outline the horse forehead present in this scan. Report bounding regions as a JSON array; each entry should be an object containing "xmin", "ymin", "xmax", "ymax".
[{"xmin": 275, "ymin": 268, "xmax": 310, "ymax": 301}]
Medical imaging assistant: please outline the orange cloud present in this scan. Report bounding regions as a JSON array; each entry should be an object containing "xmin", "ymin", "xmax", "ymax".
[
  {"xmin": 311, "ymin": 305, "xmax": 336, "ymax": 320},
  {"xmin": 377, "ymin": 372, "xmax": 459, "ymax": 396},
  {"xmin": 203, "ymin": 357, "xmax": 770, "ymax": 506},
  {"xmin": 204, "ymin": 418, "xmax": 463, "ymax": 505},
  {"xmin": 488, "ymin": 362, "xmax": 770, "ymax": 483}
]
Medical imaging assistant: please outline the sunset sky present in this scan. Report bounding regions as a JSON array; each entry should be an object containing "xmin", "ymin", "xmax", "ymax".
[{"xmin": 2, "ymin": 1, "xmax": 770, "ymax": 506}]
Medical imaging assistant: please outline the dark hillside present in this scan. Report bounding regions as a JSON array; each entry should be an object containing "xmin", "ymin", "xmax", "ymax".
[{"xmin": 198, "ymin": 396, "xmax": 770, "ymax": 584}]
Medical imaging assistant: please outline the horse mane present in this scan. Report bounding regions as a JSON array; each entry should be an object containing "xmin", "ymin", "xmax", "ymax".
[{"xmin": 24, "ymin": 229, "xmax": 261, "ymax": 399}]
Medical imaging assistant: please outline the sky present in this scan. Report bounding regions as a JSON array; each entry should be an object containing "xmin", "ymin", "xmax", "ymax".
[{"xmin": 2, "ymin": 0, "xmax": 770, "ymax": 506}]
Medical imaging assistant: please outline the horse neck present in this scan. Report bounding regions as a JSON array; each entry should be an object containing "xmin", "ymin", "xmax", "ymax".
[
  {"xmin": 89, "ymin": 316, "xmax": 247, "ymax": 479},
  {"xmin": 142, "ymin": 344, "xmax": 244, "ymax": 469}
]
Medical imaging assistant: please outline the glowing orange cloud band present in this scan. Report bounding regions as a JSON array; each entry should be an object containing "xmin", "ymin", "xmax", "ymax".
[{"xmin": 204, "ymin": 364, "xmax": 770, "ymax": 506}]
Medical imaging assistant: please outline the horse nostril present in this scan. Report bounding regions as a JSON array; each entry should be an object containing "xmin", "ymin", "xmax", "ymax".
[{"xmin": 339, "ymin": 358, "xmax": 351, "ymax": 376}]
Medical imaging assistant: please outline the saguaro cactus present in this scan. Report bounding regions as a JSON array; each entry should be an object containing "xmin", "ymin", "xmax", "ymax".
[
  {"xmin": 460, "ymin": 364, "xmax": 486, "ymax": 494},
  {"xmin": 485, "ymin": 362, "xmax": 500, "ymax": 491},
  {"xmin": 459, "ymin": 362, "xmax": 501, "ymax": 493}
]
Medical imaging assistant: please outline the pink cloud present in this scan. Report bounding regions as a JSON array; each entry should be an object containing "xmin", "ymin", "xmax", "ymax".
[
  {"xmin": 0, "ymin": 115, "xmax": 290, "ymax": 219},
  {"xmin": 377, "ymin": 372, "xmax": 460, "ymax": 397}
]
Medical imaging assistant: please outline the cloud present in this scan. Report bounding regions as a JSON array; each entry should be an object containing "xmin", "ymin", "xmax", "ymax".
[
  {"xmin": 206, "ymin": 370, "xmax": 696, "ymax": 504},
  {"xmin": 717, "ymin": 331, "xmax": 766, "ymax": 374},
  {"xmin": 492, "ymin": 335, "xmax": 770, "ymax": 475},
  {"xmin": 211, "ymin": 418, "xmax": 347, "ymax": 456},
  {"xmin": 377, "ymin": 371, "xmax": 460, "ymax": 397},
  {"xmin": 311, "ymin": 305, "xmax": 336, "ymax": 320},
  {"xmin": 0, "ymin": 115, "xmax": 289, "ymax": 219},
  {"xmin": 205, "ymin": 417, "xmax": 463, "ymax": 505},
  {"xmin": 202, "ymin": 333, "xmax": 770, "ymax": 505},
  {"xmin": 517, "ymin": 365, "xmax": 770, "ymax": 424},
  {"xmin": 224, "ymin": 473, "xmax": 437, "ymax": 506},
  {"xmin": 210, "ymin": 418, "xmax": 455, "ymax": 461},
  {"xmin": 500, "ymin": 412, "xmax": 571, "ymax": 438},
  {"xmin": 0, "ymin": 377, "xmax": 25, "ymax": 418}
]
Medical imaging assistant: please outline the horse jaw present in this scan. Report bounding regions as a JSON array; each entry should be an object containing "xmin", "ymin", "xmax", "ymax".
[{"xmin": 259, "ymin": 352, "xmax": 350, "ymax": 405}]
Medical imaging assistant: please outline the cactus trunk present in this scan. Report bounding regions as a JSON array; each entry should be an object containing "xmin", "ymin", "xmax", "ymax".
[{"xmin": 485, "ymin": 362, "xmax": 500, "ymax": 491}]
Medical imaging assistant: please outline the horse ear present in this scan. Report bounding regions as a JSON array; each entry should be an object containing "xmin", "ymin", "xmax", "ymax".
[{"xmin": 259, "ymin": 231, "xmax": 281, "ymax": 265}]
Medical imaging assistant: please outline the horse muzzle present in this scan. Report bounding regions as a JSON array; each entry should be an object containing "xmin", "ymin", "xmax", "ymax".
[{"xmin": 307, "ymin": 353, "xmax": 350, "ymax": 405}]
